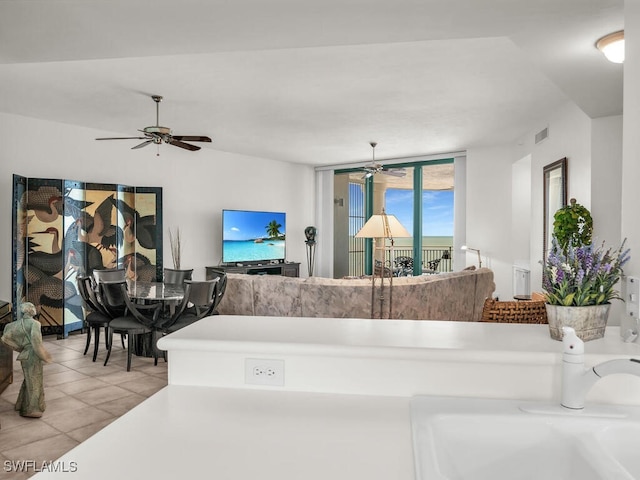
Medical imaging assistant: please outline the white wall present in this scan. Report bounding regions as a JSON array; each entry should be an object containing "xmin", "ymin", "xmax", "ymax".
[
  {"xmin": 623, "ymin": 0, "xmax": 640, "ymax": 273},
  {"xmin": 591, "ymin": 115, "xmax": 624, "ymax": 324},
  {"xmin": 591, "ymin": 115, "xmax": 623, "ymax": 248},
  {"xmin": 465, "ymin": 144, "xmax": 514, "ymax": 300},
  {"xmin": 511, "ymin": 154, "xmax": 532, "ymax": 270},
  {"xmin": 452, "ymin": 155, "xmax": 467, "ymax": 272},
  {"xmin": 0, "ymin": 112, "xmax": 315, "ymax": 301},
  {"xmin": 621, "ymin": 0, "xmax": 640, "ymax": 333},
  {"xmin": 510, "ymin": 102, "xmax": 593, "ymax": 298},
  {"xmin": 465, "ymin": 102, "xmax": 623, "ymax": 303}
]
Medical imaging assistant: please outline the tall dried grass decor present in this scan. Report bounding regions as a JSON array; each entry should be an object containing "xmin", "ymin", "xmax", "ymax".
[{"xmin": 169, "ymin": 227, "xmax": 182, "ymax": 269}]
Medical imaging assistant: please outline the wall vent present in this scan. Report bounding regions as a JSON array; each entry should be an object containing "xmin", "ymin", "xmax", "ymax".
[{"xmin": 535, "ymin": 127, "xmax": 549, "ymax": 144}]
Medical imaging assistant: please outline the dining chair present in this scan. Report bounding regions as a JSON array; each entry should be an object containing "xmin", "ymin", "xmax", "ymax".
[
  {"xmin": 77, "ymin": 276, "xmax": 113, "ymax": 362},
  {"xmin": 99, "ymin": 280, "xmax": 161, "ymax": 371},
  {"xmin": 93, "ymin": 268, "xmax": 126, "ymax": 283},
  {"xmin": 163, "ymin": 268, "xmax": 193, "ymax": 285},
  {"xmin": 205, "ymin": 268, "xmax": 228, "ymax": 314},
  {"xmin": 160, "ymin": 280, "xmax": 218, "ymax": 334}
]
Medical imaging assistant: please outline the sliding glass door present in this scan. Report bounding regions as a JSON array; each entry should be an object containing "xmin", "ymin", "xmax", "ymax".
[{"xmin": 334, "ymin": 159, "xmax": 454, "ymax": 278}]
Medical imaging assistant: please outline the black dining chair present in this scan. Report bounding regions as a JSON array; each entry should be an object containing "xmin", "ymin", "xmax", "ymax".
[
  {"xmin": 205, "ymin": 268, "xmax": 228, "ymax": 314},
  {"xmin": 160, "ymin": 279, "xmax": 218, "ymax": 334},
  {"xmin": 77, "ymin": 276, "xmax": 113, "ymax": 362},
  {"xmin": 93, "ymin": 268, "xmax": 126, "ymax": 283},
  {"xmin": 99, "ymin": 280, "xmax": 161, "ymax": 371},
  {"xmin": 163, "ymin": 268, "xmax": 193, "ymax": 285}
]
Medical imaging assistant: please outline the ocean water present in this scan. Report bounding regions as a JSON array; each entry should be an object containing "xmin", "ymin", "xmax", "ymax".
[
  {"xmin": 393, "ymin": 236, "xmax": 453, "ymax": 247},
  {"xmin": 349, "ymin": 236, "xmax": 453, "ymax": 249},
  {"xmin": 223, "ymin": 239, "xmax": 285, "ymax": 263}
]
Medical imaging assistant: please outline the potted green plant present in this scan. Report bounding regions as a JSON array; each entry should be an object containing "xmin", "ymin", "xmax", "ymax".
[
  {"xmin": 542, "ymin": 238, "xmax": 630, "ymax": 341},
  {"xmin": 552, "ymin": 198, "xmax": 593, "ymax": 252}
]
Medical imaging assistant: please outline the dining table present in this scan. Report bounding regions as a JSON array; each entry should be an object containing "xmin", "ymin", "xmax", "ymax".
[
  {"xmin": 126, "ymin": 280, "xmax": 185, "ymax": 357},
  {"xmin": 127, "ymin": 280, "xmax": 185, "ymax": 303}
]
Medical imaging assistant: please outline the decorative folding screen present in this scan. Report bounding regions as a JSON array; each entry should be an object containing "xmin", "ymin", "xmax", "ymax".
[{"xmin": 12, "ymin": 174, "xmax": 163, "ymax": 337}]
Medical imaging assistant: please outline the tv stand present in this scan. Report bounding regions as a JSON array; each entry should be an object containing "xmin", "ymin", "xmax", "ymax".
[{"xmin": 207, "ymin": 263, "xmax": 300, "ymax": 278}]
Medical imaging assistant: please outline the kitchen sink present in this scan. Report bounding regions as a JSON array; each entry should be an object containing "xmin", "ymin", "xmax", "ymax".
[{"xmin": 411, "ymin": 396, "xmax": 640, "ymax": 480}]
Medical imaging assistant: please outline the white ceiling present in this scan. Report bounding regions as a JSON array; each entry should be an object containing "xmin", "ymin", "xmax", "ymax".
[{"xmin": 0, "ymin": 0, "xmax": 624, "ymax": 166}]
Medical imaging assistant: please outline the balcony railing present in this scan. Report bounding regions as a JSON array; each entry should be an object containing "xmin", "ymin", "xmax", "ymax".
[{"xmin": 347, "ymin": 246, "xmax": 453, "ymax": 277}]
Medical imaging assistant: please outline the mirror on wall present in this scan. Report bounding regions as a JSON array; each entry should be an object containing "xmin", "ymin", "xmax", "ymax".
[{"xmin": 543, "ymin": 157, "xmax": 567, "ymax": 261}]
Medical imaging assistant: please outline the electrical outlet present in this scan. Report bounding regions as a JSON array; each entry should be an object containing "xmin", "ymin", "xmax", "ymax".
[{"xmin": 245, "ymin": 358, "xmax": 285, "ymax": 386}]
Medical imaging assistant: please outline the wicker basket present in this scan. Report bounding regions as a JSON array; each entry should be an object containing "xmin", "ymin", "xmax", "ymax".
[{"xmin": 481, "ymin": 298, "xmax": 548, "ymax": 324}]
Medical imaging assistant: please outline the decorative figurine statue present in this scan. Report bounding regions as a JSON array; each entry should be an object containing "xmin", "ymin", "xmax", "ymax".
[
  {"xmin": 1, "ymin": 302, "xmax": 52, "ymax": 418},
  {"xmin": 304, "ymin": 226, "xmax": 317, "ymax": 277}
]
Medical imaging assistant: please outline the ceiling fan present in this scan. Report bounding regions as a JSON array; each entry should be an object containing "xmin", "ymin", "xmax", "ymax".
[
  {"xmin": 361, "ymin": 142, "xmax": 406, "ymax": 179},
  {"xmin": 95, "ymin": 95, "xmax": 212, "ymax": 152}
]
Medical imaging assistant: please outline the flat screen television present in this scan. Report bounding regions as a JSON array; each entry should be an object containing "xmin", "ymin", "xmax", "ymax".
[{"xmin": 222, "ymin": 209, "xmax": 286, "ymax": 264}]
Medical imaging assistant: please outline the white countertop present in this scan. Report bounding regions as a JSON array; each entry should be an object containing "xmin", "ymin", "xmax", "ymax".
[
  {"xmin": 35, "ymin": 386, "xmax": 414, "ymax": 480},
  {"xmin": 157, "ymin": 316, "xmax": 640, "ymax": 402},
  {"xmin": 158, "ymin": 315, "xmax": 640, "ymax": 361}
]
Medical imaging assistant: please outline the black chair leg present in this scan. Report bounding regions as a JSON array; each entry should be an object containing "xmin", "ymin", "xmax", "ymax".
[
  {"xmin": 152, "ymin": 331, "xmax": 162, "ymax": 366},
  {"xmin": 126, "ymin": 332, "xmax": 134, "ymax": 372},
  {"xmin": 83, "ymin": 325, "xmax": 92, "ymax": 356},
  {"xmin": 104, "ymin": 327, "xmax": 113, "ymax": 366},
  {"xmin": 92, "ymin": 326, "xmax": 100, "ymax": 362}
]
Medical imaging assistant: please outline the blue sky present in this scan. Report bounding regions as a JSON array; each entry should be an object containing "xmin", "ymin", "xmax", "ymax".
[
  {"xmin": 223, "ymin": 210, "xmax": 286, "ymax": 241},
  {"xmin": 348, "ymin": 184, "xmax": 453, "ymax": 236},
  {"xmin": 385, "ymin": 189, "xmax": 454, "ymax": 236}
]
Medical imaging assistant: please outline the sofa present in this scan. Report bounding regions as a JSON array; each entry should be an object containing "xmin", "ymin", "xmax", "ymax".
[{"xmin": 216, "ymin": 268, "xmax": 495, "ymax": 321}]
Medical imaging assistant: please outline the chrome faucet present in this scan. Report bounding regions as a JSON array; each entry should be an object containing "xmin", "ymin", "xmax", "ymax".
[{"xmin": 561, "ymin": 326, "xmax": 640, "ymax": 409}]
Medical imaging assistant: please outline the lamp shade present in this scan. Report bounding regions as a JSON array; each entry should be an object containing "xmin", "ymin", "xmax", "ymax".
[{"xmin": 355, "ymin": 213, "xmax": 411, "ymax": 239}]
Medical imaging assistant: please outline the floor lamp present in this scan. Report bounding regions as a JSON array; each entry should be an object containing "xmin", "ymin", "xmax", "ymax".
[{"xmin": 355, "ymin": 209, "xmax": 411, "ymax": 319}]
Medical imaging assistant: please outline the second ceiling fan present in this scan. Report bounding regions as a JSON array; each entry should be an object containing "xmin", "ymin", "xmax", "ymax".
[
  {"xmin": 361, "ymin": 142, "xmax": 406, "ymax": 179},
  {"xmin": 96, "ymin": 95, "xmax": 212, "ymax": 152}
]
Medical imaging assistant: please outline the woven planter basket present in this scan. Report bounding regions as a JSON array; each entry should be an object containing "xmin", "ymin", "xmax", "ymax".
[
  {"xmin": 545, "ymin": 304, "xmax": 611, "ymax": 342},
  {"xmin": 481, "ymin": 299, "xmax": 548, "ymax": 324}
]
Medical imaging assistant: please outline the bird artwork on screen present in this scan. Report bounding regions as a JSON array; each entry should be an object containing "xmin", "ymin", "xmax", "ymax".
[{"xmin": 12, "ymin": 175, "xmax": 162, "ymax": 336}]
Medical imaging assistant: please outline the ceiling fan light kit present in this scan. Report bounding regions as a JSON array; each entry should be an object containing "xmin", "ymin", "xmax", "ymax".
[{"xmin": 95, "ymin": 95, "xmax": 212, "ymax": 153}]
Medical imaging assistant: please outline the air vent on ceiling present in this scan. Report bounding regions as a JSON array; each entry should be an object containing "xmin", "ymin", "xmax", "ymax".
[{"xmin": 535, "ymin": 127, "xmax": 549, "ymax": 144}]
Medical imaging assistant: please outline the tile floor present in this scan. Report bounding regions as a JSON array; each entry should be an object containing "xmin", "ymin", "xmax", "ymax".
[{"xmin": 0, "ymin": 331, "xmax": 167, "ymax": 479}]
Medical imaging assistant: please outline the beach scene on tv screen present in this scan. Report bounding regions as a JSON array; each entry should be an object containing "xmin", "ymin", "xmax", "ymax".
[{"xmin": 223, "ymin": 210, "xmax": 286, "ymax": 262}]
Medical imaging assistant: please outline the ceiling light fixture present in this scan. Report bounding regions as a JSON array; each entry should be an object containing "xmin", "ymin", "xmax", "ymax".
[{"xmin": 596, "ymin": 30, "xmax": 625, "ymax": 64}]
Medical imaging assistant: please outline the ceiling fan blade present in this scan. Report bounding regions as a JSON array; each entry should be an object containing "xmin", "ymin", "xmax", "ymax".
[
  {"xmin": 172, "ymin": 135, "xmax": 212, "ymax": 143},
  {"xmin": 132, "ymin": 140, "xmax": 153, "ymax": 150},
  {"xmin": 383, "ymin": 169, "xmax": 407, "ymax": 178},
  {"xmin": 168, "ymin": 139, "xmax": 201, "ymax": 151},
  {"xmin": 96, "ymin": 137, "xmax": 147, "ymax": 140}
]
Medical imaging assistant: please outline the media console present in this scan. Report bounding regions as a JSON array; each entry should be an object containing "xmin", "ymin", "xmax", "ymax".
[{"xmin": 206, "ymin": 262, "xmax": 300, "ymax": 278}]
